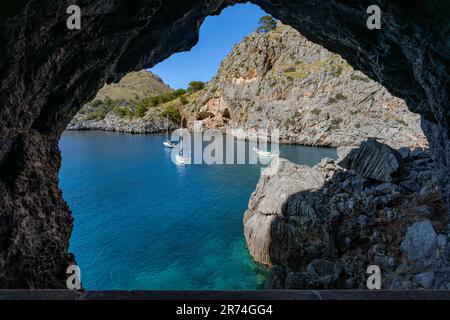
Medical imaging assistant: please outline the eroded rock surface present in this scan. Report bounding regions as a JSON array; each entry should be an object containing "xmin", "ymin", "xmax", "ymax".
[
  {"xmin": 185, "ymin": 25, "xmax": 427, "ymax": 150},
  {"xmin": 244, "ymin": 159, "xmax": 325, "ymax": 266},
  {"xmin": 245, "ymin": 141, "xmax": 449, "ymax": 289},
  {"xmin": 400, "ymin": 220, "xmax": 438, "ymax": 272},
  {"xmin": 339, "ymin": 139, "xmax": 404, "ymax": 182}
]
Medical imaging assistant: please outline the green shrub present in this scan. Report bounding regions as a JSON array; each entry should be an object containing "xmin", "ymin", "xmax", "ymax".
[
  {"xmin": 283, "ymin": 67, "xmax": 296, "ymax": 73},
  {"xmin": 84, "ymin": 113, "xmax": 100, "ymax": 121},
  {"xmin": 311, "ymin": 108, "xmax": 321, "ymax": 116},
  {"xmin": 179, "ymin": 95, "xmax": 188, "ymax": 105},
  {"xmin": 326, "ymin": 97, "xmax": 338, "ymax": 105},
  {"xmin": 173, "ymin": 88, "xmax": 187, "ymax": 96},
  {"xmin": 327, "ymin": 93, "xmax": 348, "ymax": 104},
  {"xmin": 114, "ymin": 106, "xmax": 133, "ymax": 118},
  {"xmin": 83, "ymin": 97, "xmax": 119, "ymax": 120},
  {"xmin": 134, "ymin": 103, "xmax": 148, "ymax": 117},
  {"xmin": 135, "ymin": 90, "xmax": 187, "ymax": 117},
  {"xmin": 335, "ymin": 93, "xmax": 348, "ymax": 101},
  {"xmin": 89, "ymin": 99, "xmax": 104, "ymax": 108},
  {"xmin": 187, "ymin": 81, "xmax": 205, "ymax": 93},
  {"xmin": 350, "ymin": 74, "xmax": 370, "ymax": 82},
  {"xmin": 332, "ymin": 66, "xmax": 343, "ymax": 77},
  {"xmin": 160, "ymin": 105, "xmax": 181, "ymax": 123},
  {"xmin": 293, "ymin": 111, "xmax": 302, "ymax": 118},
  {"xmin": 329, "ymin": 117, "xmax": 343, "ymax": 130},
  {"xmin": 285, "ymin": 116, "xmax": 296, "ymax": 127},
  {"xmin": 256, "ymin": 86, "xmax": 262, "ymax": 96}
]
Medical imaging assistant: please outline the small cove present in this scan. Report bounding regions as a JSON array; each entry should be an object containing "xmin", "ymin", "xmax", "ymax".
[{"xmin": 59, "ymin": 130, "xmax": 337, "ymax": 290}]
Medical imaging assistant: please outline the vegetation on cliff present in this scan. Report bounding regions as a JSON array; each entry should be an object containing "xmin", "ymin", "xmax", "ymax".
[{"xmin": 183, "ymin": 24, "xmax": 426, "ymax": 149}]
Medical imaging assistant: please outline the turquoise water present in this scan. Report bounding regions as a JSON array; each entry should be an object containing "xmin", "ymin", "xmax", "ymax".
[{"xmin": 59, "ymin": 131, "xmax": 337, "ymax": 290}]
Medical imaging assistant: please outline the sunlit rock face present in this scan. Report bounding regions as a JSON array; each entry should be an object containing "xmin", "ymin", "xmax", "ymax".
[
  {"xmin": 184, "ymin": 24, "xmax": 426, "ymax": 149},
  {"xmin": 245, "ymin": 145, "xmax": 447, "ymax": 289},
  {"xmin": 0, "ymin": 0, "xmax": 448, "ymax": 288}
]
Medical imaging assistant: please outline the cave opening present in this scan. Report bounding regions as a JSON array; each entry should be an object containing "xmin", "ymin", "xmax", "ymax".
[{"xmin": 59, "ymin": 1, "xmax": 432, "ymax": 290}]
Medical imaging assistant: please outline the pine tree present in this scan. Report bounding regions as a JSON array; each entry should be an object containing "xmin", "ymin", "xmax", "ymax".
[{"xmin": 257, "ymin": 16, "xmax": 277, "ymax": 33}]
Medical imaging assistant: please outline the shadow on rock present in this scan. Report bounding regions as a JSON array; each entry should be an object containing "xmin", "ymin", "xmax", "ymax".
[{"xmin": 244, "ymin": 139, "xmax": 449, "ymax": 289}]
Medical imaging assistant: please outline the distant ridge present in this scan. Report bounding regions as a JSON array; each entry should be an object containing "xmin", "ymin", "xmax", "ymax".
[{"xmin": 95, "ymin": 70, "xmax": 173, "ymax": 101}]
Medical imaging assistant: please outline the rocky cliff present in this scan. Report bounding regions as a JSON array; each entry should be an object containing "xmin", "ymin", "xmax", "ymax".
[
  {"xmin": 245, "ymin": 140, "xmax": 448, "ymax": 289},
  {"xmin": 185, "ymin": 25, "xmax": 427, "ymax": 149},
  {"xmin": 68, "ymin": 70, "xmax": 178, "ymax": 133}
]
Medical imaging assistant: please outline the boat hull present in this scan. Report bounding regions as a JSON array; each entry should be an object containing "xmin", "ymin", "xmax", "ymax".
[
  {"xmin": 253, "ymin": 147, "xmax": 278, "ymax": 158},
  {"xmin": 175, "ymin": 155, "xmax": 191, "ymax": 165},
  {"xmin": 163, "ymin": 141, "xmax": 176, "ymax": 148}
]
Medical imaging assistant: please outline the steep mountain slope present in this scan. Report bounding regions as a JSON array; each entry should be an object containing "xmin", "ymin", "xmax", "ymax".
[
  {"xmin": 185, "ymin": 25, "xmax": 426, "ymax": 149},
  {"xmin": 68, "ymin": 70, "xmax": 178, "ymax": 133},
  {"xmin": 95, "ymin": 70, "xmax": 173, "ymax": 101}
]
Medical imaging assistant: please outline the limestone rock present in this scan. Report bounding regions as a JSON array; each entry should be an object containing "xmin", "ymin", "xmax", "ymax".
[
  {"xmin": 400, "ymin": 220, "xmax": 438, "ymax": 271},
  {"xmin": 184, "ymin": 25, "xmax": 426, "ymax": 150},
  {"xmin": 245, "ymin": 141, "xmax": 447, "ymax": 289},
  {"xmin": 243, "ymin": 158, "xmax": 325, "ymax": 266},
  {"xmin": 414, "ymin": 272, "xmax": 435, "ymax": 289},
  {"xmin": 337, "ymin": 146, "xmax": 358, "ymax": 162},
  {"xmin": 339, "ymin": 138, "xmax": 404, "ymax": 182},
  {"xmin": 68, "ymin": 109, "xmax": 177, "ymax": 134}
]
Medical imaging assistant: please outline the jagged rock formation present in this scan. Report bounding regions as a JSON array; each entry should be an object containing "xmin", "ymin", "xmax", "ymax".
[
  {"xmin": 185, "ymin": 25, "xmax": 427, "ymax": 150},
  {"xmin": 339, "ymin": 139, "xmax": 405, "ymax": 182},
  {"xmin": 0, "ymin": 1, "xmax": 449, "ymax": 288},
  {"xmin": 245, "ymin": 141, "xmax": 448, "ymax": 289}
]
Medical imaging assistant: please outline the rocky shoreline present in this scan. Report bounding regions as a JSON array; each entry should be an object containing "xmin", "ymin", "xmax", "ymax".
[
  {"xmin": 68, "ymin": 25, "xmax": 427, "ymax": 151},
  {"xmin": 244, "ymin": 139, "xmax": 449, "ymax": 289},
  {"xmin": 67, "ymin": 111, "xmax": 177, "ymax": 134}
]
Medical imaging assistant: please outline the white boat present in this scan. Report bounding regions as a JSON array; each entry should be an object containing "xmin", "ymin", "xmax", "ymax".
[
  {"xmin": 175, "ymin": 154, "xmax": 192, "ymax": 165},
  {"xmin": 163, "ymin": 114, "xmax": 176, "ymax": 148},
  {"xmin": 174, "ymin": 117, "xmax": 191, "ymax": 165},
  {"xmin": 163, "ymin": 140, "xmax": 176, "ymax": 148},
  {"xmin": 253, "ymin": 147, "xmax": 278, "ymax": 158}
]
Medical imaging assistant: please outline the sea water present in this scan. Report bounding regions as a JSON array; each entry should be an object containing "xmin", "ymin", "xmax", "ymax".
[{"xmin": 59, "ymin": 131, "xmax": 337, "ymax": 290}]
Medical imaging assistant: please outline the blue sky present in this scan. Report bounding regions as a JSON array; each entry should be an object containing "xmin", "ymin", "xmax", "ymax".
[{"xmin": 149, "ymin": 3, "xmax": 267, "ymax": 90}]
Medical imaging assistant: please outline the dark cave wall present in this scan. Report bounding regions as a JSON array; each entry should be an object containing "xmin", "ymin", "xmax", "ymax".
[
  {"xmin": 0, "ymin": 0, "xmax": 449, "ymax": 288},
  {"xmin": 0, "ymin": 0, "xmax": 232, "ymax": 288}
]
